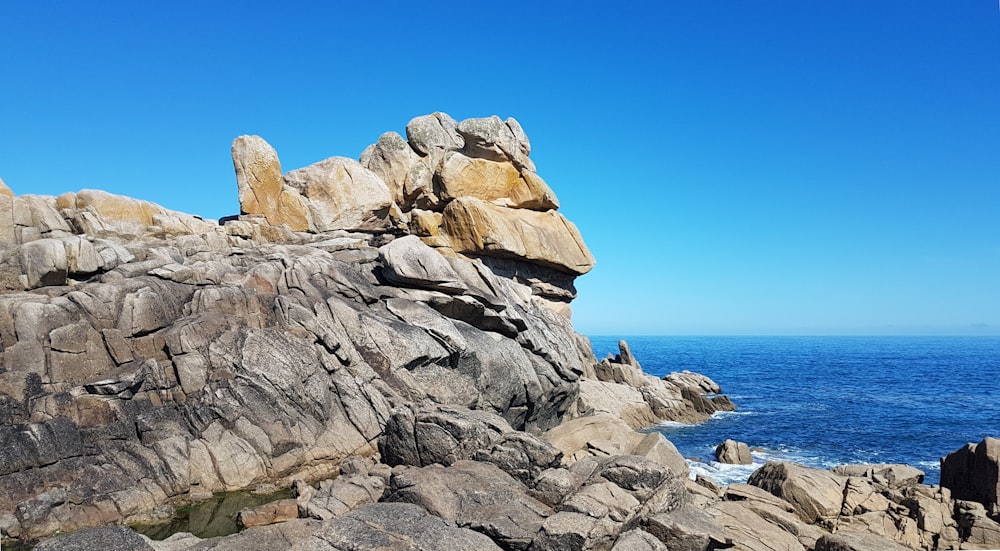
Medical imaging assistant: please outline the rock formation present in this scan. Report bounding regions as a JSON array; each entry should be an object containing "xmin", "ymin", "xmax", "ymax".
[
  {"xmin": 3, "ymin": 114, "xmax": 997, "ymax": 551},
  {"xmin": 0, "ymin": 114, "xmax": 729, "ymax": 550},
  {"xmin": 715, "ymin": 439, "xmax": 753, "ymax": 465}
]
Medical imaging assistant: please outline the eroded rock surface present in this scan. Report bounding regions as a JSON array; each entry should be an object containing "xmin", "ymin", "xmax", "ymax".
[{"xmin": 1, "ymin": 114, "xmax": 734, "ymax": 550}]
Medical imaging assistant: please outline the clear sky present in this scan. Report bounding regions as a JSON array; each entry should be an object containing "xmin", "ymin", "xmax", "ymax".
[{"xmin": 2, "ymin": 2, "xmax": 998, "ymax": 336}]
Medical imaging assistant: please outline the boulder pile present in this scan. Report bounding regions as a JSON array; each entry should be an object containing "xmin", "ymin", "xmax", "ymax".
[{"xmin": 2, "ymin": 114, "xmax": 997, "ymax": 550}]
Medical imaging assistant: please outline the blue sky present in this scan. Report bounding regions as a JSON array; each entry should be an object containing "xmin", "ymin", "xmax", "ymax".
[{"xmin": 2, "ymin": 2, "xmax": 998, "ymax": 335}]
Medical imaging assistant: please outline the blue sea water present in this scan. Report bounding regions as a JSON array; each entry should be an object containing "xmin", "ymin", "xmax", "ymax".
[{"xmin": 589, "ymin": 336, "xmax": 1000, "ymax": 486}]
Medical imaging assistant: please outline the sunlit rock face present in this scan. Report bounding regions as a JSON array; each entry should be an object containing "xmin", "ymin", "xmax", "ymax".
[{"xmin": 2, "ymin": 114, "xmax": 722, "ymax": 546}]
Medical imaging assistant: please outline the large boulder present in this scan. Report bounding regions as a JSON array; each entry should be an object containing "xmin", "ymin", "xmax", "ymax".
[
  {"xmin": 941, "ymin": 437, "xmax": 1000, "ymax": 514},
  {"xmin": 436, "ymin": 151, "xmax": 557, "ymax": 210},
  {"xmin": 289, "ymin": 502, "xmax": 503, "ymax": 551},
  {"xmin": 378, "ymin": 235, "xmax": 467, "ymax": 294},
  {"xmin": 440, "ymin": 196, "xmax": 595, "ymax": 275},
  {"xmin": 359, "ymin": 131, "xmax": 421, "ymax": 207},
  {"xmin": 386, "ymin": 460, "xmax": 552, "ymax": 549},
  {"xmin": 715, "ymin": 439, "xmax": 752, "ymax": 465},
  {"xmin": 814, "ymin": 531, "xmax": 915, "ymax": 551},
  {"xmin": 747, "ymin": 462, "xmax": 847, "ymax": 523},
  {"xmin": 232, "ymin": 135, "xmax": 310, "ymax": 231},
  {"xmin": 283, "ymin": 157, "xmax": 393, "ymax": 232},
  {"xmin": 0, "ymin": 185, "xmax": 13, "ymax": 244},
  {"xmin": 405, "ymin": 112, "xmax": 464, "ymax": 155},
  {"xmin": 542, "ymin": 415, "xmax": 689, "ymax": 478},
  {"xmin": 33, "ymin": 526, "xmax": 154, "ymax": 551}
]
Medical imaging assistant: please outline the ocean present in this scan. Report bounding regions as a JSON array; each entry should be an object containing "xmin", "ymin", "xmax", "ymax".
[{"xmin": 589, "ymin": 336, "xmax": 1000, "ymax": 486}]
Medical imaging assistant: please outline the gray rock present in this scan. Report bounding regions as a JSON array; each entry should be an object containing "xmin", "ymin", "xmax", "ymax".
[
  {"xmin": 814, "ymin": 531, "xmax": 914, "ymax": 551},
  {"xmin": 747, "ymin": 462, "xmax": 847, "ymax": 523},
  {"xmin": 300, "ymin": 474, "xmax": 385, "ymax": 520},
  {"xmin": 715, "ymin": 439, "xmax": 752, "ymax": 465},
  {"xmin": 359, "ymin": 131, "xmax": 420, "ymax": 208},
  {"xmin": 643, "ymin": 506, "xmax": 731, "ymax": 551},
  {"xmin": 290, "ymin": 502, "xmax": 502, "ymax": 550},
  {"xmin": 941, "ymin": 437, "xmax": 1000, "ymax": 514},
  {"xmin": 378, "ymin": 235, "xmax": 467, "ymax": 294},
  {"xmin": 405, "ymin": 112, "xmax": 464, "ymax": 155},
  {"xmin": 19, "ymin": 238, "xmax": 68, "ymax": 288},
  {"xmin": 33, "ymin": 526, "xmax": 154, "ymax": 551},
  {"xmin": 505, "ymin": 117, "xmax": 531, "ymax": 156},
  {"xmin": 283, "ymin": 156, "xmax": 393, "ymax": 232},
  {"xmin": 831, "ymin": 463, "xmax": 924, "ymax": 487},
  {"xmin": 611, "ymin": 529, "xmax": 669, "ymax": 551},
  {"xmin": 386, "ymin": 460, "xmax": 551, "ymax": 549},
  {"xmin": 456, "ymin": 115, "xmax": 534, "ymax": 171}
]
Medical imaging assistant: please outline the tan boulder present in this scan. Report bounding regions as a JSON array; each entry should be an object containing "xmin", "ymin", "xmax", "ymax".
[
  {"xmin": 360, "ymin": 131, "xmax": 420, "ymax": 207},
  {"xmin": 437, "ymin": 152, "xmax": 558, "ymax": 210},
  {"xmin": 542, "ymin": 414, "xmax": 688, "ymax": 477},
  {"xmin": 283, "ymin": 157, "xmax": 393, "ymax": 232},
  {"xmin": 715, "ymin": 439, "xmax": 753, "ymax": 465},
  {"xmin": 575, "ymin": 379, "xmax": 659, "ymax": 430},
  {"xmin": 237, "ymin": 499, "xmax": 299, "ymax": 528},
  {"xmin": 747, "ymin": 462, "xmax": 847, "ymax": 523},
  {"xmin": 0, "ymin": 182, "xmax": 13, "ymax": 244},
  {"xmin": 232, "ymin": 135, "xmax": 310, "ymax": 231},
  {"xmin": 439, "ymin": 197, "xmax": 595, "ymax": 275}
]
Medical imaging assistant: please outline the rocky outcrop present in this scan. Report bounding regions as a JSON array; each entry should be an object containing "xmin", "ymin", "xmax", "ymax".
[
  {"xmin": 0, "ymin": 114, "xmax": 736, "ymax": 550},
  {"xmin": 715, "ymin": 439, "xmax": 753, "ymax": 465},
  {"xmin": 940, "ymin": 436, "xmax": 1000, "ymax": 515}
]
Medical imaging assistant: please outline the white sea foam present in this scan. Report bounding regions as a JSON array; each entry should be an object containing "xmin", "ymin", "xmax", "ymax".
[
  {"xmin": 688, "ymin": 457, "xmax": 766, "ymax": 486},
  {"xmin": 712, "ymin": 410, "xmax": 753, "ymax": 418},
  {"xmin": 653, "ymin": 420, "xmax": 689, "ymax": 430}
]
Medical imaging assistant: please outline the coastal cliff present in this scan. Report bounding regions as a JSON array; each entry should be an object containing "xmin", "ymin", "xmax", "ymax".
[
  {"xmin": 2, "ymin": 115, "xmax": 998, "ymax": 551},
  {"xmin": 0, "ymin": 114, "xmax": 729, "ymax": 548}
]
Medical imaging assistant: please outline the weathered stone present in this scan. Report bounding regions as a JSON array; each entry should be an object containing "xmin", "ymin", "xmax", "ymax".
[
  {"xmin": 542, "ymin": 415, "xmax": 688, "ymax": 478},
  {"xmin": 360, "ymin": 131, "xmax": 420, "ymax": 207},
  {"xmin": 611, "ymin": 529, "xmax": 669, "ymax": 551},
  {"xmin": 941, "ymin": 437, "xmax": 1000, "ymax": 514},
  {"xmin": 644, "ymin": 506, "xmax": 731, "ymax": 551},
  {"xmin": 704, "ymin": 500, "xmax": 806, "ymax": 551},
  {"xmin": 533, "ymin": 510, "xmax": 618, "ymax": 551},
  {"xmin": 33, "ymin": 526, "xmax": 154, "ymax": 551},
  {"xmin": 747, "ymin": 462, "xmax": 847, "ymax": 523},
  {"xmin": 437, "ymin": 151, "xmax": 557, "ymax": 210},
  {"xmin": 814, "ymin": 531, "xmax": 914, "ymax": 551},
  {"xmin": 405, "ymin": 112, "xmax": 464, "ymax": 155},
  {"xmin": 456, "ymin": 115, "xmax": 536, "ymax": 172},
  {"xmin": 440, "ymin": 197, "xmax": 595, "ymax": 275},
  {"xmin": 232, "ymin": 135, "xmax": 310, "ymax": 231},
  {"xmin": 0, "ymin": 181, "xmax": 15, "ymax": 244},
  {"xmin": 290, "ymin": 502, "xmax": 502, "ymax": 550},
  {"xmin": 378, "ymin": 235, "xmax": 467, "ymax": 294},
  {"xmin": 724, "ymin": 483, "xmax": 796, "ymax": 513},
  {"xmin": 300, "ymin": 474, "xmax": 384, "ymax": 520},
  {"xmin": 831, "ymin": 463, "xmax": 925, "ymax": 488},
  {"xmin": 237, "ymin": 498, "xmax": 299, "ymax": 528},
  {"xmin": 19, "ymin": 238, "xmax": 68, "ymax": 288},
  {"xmin": 283, "ymin": 156, "xmax": 393, "ymax": 232},
  {"xmin": 715, "ymin": 439, "xmax": 753, "ymax": 465},
  {"xmin": 387, "ymin": 460, "xmax": 551, "ymax": 549}
]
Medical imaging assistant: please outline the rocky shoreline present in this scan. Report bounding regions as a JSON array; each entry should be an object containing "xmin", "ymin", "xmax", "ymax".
[{"xmin": 1, "ymin": 114, "xmax": 998, "ymax": 550}]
